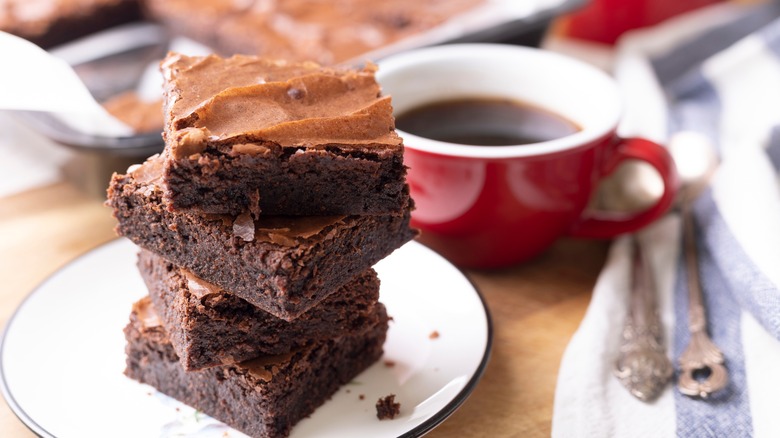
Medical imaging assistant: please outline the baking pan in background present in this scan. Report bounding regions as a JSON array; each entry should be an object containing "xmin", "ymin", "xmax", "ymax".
[{"xmin": 12, "ymin": 0, "xmax": 586, "ymax": 158}]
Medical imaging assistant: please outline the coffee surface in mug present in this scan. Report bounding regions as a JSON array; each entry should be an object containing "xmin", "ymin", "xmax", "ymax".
[{"xmin": 396, "ymin": 98, "xmax": 580, "ymax": 146}]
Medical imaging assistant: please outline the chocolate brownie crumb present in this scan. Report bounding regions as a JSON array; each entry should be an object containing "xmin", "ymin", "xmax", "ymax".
[
  {"xmin": 359, "ymin": 394, "xmax": 365, "ymax": 400},
  {"xmin": 383, "ymin": 360, "xmax": 395, "ymax": 367},
  {"xmin": 376, "ymin": 394, "xmax": 400, "ymax": 420}
]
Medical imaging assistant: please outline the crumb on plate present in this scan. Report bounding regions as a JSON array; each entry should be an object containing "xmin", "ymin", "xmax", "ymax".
[{"xmin": 376, "ymin": 394, "xmax": 401, "ymax": 420}]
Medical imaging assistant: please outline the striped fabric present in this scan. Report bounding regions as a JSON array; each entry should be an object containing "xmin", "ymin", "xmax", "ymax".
[{"xmin": 553, "ymin": 3, "xmax": 780, "ymax": 437}]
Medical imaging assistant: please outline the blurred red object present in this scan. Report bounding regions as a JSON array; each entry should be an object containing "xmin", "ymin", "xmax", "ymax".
[{"xmin": 559, "ymin": 0, "xmax": 724, "ymax": 44}]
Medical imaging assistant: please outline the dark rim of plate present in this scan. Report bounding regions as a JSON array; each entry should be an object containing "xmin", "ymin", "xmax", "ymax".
[{"xmin": 399, "ymin": 267, "xmax": 494, "ymax": 438}]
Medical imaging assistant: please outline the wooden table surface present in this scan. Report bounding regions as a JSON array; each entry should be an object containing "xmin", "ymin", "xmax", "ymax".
[{"xmin": 0, "ymin": 180, "xmax": 610, "ymax": 438}]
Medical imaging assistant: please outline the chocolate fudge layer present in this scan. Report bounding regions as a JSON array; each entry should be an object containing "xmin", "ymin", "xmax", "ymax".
[
  {"xmin": 125, "ymin": 297, "xmax": 388, "ymax": 438},
  {"xmin": 1, "ymin": 0, "xmax": 141, "ymax": 49},
  {"xmin": 107, "ymin": 156, "xmax": 416, "ymax": 320},
  {"xmin": 139, "ymin": 249, "xmax": 382, "ymax": 371},
  {"xmin": 159, "ymin": 53, "xmax": 409, "ymax": 216}
]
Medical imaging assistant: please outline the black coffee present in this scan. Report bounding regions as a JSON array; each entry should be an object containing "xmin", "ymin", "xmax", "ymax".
[{"xmin": 396, "ymin": 98, "xmax": 580, "ymax": 146}]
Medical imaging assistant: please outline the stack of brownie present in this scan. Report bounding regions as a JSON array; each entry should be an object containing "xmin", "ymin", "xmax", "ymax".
[{"xmin": 106, "ymin": 52, "xmax": 417, "ymax": 438}]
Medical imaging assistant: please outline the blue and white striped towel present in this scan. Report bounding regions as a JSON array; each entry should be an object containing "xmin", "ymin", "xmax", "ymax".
[{"xmin": 552, "ymin": 3, "xmax": 780, "ymax": 437}]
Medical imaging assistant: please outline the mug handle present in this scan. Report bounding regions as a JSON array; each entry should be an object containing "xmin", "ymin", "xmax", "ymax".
[{"xmin": 568, "ymin": 137, "xmax": 679, "ymax": 238}]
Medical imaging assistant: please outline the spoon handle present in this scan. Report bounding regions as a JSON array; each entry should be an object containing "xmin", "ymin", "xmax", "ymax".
[
  {"xmin": 677, "ymin": 202, "xmax": 728, "ymax": 398},
  {"xmin": 614, "ymin": 237, "xmax": 673, "ymax": 402}
]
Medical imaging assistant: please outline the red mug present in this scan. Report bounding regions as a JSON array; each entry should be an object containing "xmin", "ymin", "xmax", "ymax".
[{"xmin": 377, "ymin": 44, "xmax": 678, "ymax": 269}]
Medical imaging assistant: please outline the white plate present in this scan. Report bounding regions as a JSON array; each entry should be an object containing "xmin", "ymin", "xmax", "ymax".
[{"xmin": 1, "ymin": 239, "xmax": 492, "ymax": 438}]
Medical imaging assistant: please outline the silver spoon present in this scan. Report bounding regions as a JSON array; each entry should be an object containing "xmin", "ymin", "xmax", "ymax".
[
  {"xmin": 614, "ymin": 235, "xmax": 674, "ymax": 402},
  {"xmin": 670, "ymin": 132, "xmax": 728, "ymax": 398}
]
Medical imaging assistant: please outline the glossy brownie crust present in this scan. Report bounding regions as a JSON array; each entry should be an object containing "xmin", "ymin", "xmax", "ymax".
[
  {"xmin": 107, "ymin": 169, "xmax": 416, "ymax": 320},
  {"xmin": 158, "ymin": 53, "xmax": 409, "ymax": 217},
  {"xmin": 139, "ymin": 249, "xmax": 382, "ymax": 371},
  {"xmin": 164, "ymin": 144, "xmax": 409, "ymax": 216},
  {"xmin": 124, "ymin": 298, "xmax": 388, "ymax": 438}
]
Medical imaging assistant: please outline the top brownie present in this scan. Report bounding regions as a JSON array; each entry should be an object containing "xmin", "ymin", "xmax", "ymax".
[{"xmin": 159, "ymin": 52, "xmax": 409, "ymax": 216}]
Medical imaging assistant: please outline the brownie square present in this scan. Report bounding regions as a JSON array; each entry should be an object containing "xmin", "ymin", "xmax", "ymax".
[
  {"xmin": 107, "ymin": 155, "xmax": 417, "ymax": 320},
  {"xmin": 139, "ymin": 249, "xmax": 382, "ymax": 371},
  {"xmin": 158, "ymin": 52, "xmax": 409, "ymax": 216},
  {"xmin": 124, "ymin": 297, "xmax": 388, "ymax": 438}
]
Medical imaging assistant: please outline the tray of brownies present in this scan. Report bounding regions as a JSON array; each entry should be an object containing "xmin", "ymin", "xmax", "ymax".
[{"xmin": 1, "ymin": 0, "xmax": 583, "ymax": 155}]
